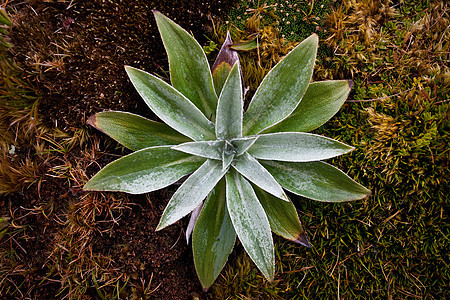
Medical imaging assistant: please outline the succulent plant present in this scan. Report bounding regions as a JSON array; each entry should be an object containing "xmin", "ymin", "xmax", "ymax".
[{"xmin": 84, "ymin": 11, "xmax": 370, "ymax": 289}]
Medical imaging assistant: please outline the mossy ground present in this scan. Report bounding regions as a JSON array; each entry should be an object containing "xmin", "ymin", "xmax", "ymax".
[
  {"xmin": 208, "ymin": 0, "xmax": 448, "ymax": 298},
  {"xmin": 1, "ymin": 0, "xmax": 449, "ymax": 299}
]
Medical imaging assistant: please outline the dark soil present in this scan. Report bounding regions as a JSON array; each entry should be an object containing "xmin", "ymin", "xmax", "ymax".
[
  {"xmin": 2, "ymin": 0, "xmax": 238, "ymax": 299},
  {"xmin": 11, "ymin": 0, "xmax": 236, "ymax": 129}
]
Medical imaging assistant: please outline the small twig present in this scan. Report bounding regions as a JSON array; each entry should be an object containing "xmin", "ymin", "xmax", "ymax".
[{"xmin": 347, "ymin": 88, "xmax": 413, "ymax": 102}]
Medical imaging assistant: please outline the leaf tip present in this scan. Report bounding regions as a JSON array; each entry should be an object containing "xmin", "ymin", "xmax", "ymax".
[
  {"xmin": 86, "ymin": 114, "xmax": 97, "ymax": 128},
  {"xmin": 294, "ymin": 232, "xmax": 312, "ymax": 248},
  {"xmin": 347, "ymin": 79, "xmax": 354, "ymax": 91},
  {"xmin": 309, "ymin": 33, "xmax": 319, "ymax": 44},
  {"xmin": 155, "ymin": 222, "xmax": 164, "ymax": 232}
]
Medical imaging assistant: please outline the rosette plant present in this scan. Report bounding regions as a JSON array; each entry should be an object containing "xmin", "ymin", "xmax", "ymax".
[{"xmin": 84, "ymin": 11, "xmax": 370, "ymax": 289}]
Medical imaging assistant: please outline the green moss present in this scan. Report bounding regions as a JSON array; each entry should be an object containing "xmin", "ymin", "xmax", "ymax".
[{"xmin": 210, "ymin": 0, "xmax": 449, "ymax": 298}]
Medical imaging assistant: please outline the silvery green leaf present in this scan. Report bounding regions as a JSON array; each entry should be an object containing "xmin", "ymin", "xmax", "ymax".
[
  {"xmin": 230, "ymin": 136, "xmax": 259, "ymax": 156},
  {"xmin": 263, "ymin": 80, "xmax": 352, "ymax": 133},
  {"xmin": 125, "ymin": 66, "xmax": 215, "ymax": 141},
  {"xmin": 193, "ymin": 179, "xmax": 236, "ymax": 290},
  {"xmin": 243, "ymin": 34, "xmax": 318, "ymax": 135},
  {"xmin": 153, "ymin": 11, "xmax": 218, "ymax": 117},
  {"xmin": 157, "ymin": 159, "xmax": 226, "ymax": 230},
  {"xmin": 233, "ymin": 152, "xmax": 289, "ymax": 201},
  {"xmin": 248, "ymin": 132, "xmax": 354, "ymax": 162},
  {"xmin": 222, "ymin": 141, "xmax": 235, "ymax": 171},
  {"xmin": 211, "ymin": 31, "xmax": 239, "ymax": 95},
  {"xmin": 215, "ymin": 62, "xmax": 243, "ymax": 139},
  {"xmin": 88, "ymin": 111, "xmax": 190, "ymax": 151},
  {"xmin": 226, "ymin": 170, "xmax": 274, "ymax": 281},
  {"xmin": 84, "ymin": 146, "xmax": 204, "ymax": 194},
  {"xmin": 261, "ymin": 160, "xmax": 371, "ymax": 202},
  {"xmin": 172, "ymin": 140, "xmax": 224, "ymax": 160},
  {"xmin": 253, "ymin": 186, "xmax": 310, "ymax": 247}
]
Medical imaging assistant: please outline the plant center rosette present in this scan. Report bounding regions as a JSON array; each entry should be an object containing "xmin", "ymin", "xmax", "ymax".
[{"xmin": 84, "ymin": 11, "xmax": 370, "ymax": 290}]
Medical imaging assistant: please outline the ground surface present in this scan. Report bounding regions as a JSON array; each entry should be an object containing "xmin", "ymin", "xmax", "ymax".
[{"xmin": 1, "ymin": 0, "xmax": 237, "ymax": 299}]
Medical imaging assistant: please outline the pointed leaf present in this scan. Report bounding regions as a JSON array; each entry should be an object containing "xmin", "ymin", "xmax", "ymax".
[
  {"xmin": 186, "ymin": 202, "xmax": 203, "ymax": 243},
  {"xmin": 157, "ymin": 159, "xmax": 226, "ymax": 230},
  {"xmin": 263, "ymin": 80, "xmax": 352, "ymax": 133},
  {"xmin": 228, "ymin": 38, "xmax": 258, "ymax": 51},
  {"xmin": 261, "ymin": 160, "xmax": 371, "ymax": 202},
  {"xmin": 193, "ymin": 179, "xmax": 236, "ymax": 290},
  {"xmin": 88, "ymin": 111, "xmax": 190, "ymax": 151},
  {"xmin": 243, "ymin": 34, "xmax": 318, "ymax": 135},
  {"xmin": 215, "ymin": 63, "xmax": 243, "ymax": 139},
  {"xmin": 84, "ymin": 146, "xmax": 204, "ymax": 194},
  {"xmin": 253, "ymin": 186, "xmax": 310, "ymax": 247},
  {"xmin": 233, "ymin": 152, "xmax": 288, "ymax": 201},
  {"xmin": 222, "ymin": 140, "xmax": 235, "ymax": 170},
  {"xmin": 212, "ymin": 31, "xmax": 239, "ymax": 95},
  {"xmin": 248, "ymin": 132, "xmax": 354, "ymax": 162},
  {"xmin": 222, "ymin": 151, "xmax": 235, "ymax": 171},
  {"xmin": 153, "ymin": 11, "xmax": 218, "ymax": 117},
  {"xmin": 126, "ymin": 66, "xmax": 215, "ymax": 141},
  {"xmin": 226, "ymin": 170, "xmax": 274, "ymax": 281},
  {"xmin": 231, "ymin": 136, "xmax": 259, "ymax": 156},
  {"xmin": 172, "ymin": 140, "xmax": 223, "ymax": 160}
]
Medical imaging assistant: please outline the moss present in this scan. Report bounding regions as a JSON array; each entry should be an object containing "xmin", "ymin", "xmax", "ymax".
[{"xmin": 209, "ymin": 0, "xmax": 449, "ymax": 298}]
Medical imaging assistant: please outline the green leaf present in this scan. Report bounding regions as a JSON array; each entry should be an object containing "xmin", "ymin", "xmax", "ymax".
[
  {"xmin": 193, "ymin": 179, "xmax": 236, "ymax": 290},
  {"xmin": 226, "ymin": 170, "xmax": 274, "ymax": 281},
  {"xmin": 153, "ymin": 10, "xmax": 218, "ymax": 118},
  {"xmin": 211, "ymin": 31, "xmax": 239, "ymax": 95},
  {"xmin": 263, "ymin": 80, "xmax": 352, "ymax": 133},
  {"xmin": 261, "ymin": 160, "xmax": 371, "ymax": 202},
  {"xmin": 222, "ymin": 141, "xmax": 235, "ymax": 171},
  {"xmin": 157, "ymin": 159, "xmax": 226, "ymax": 230},
  {"xmin": 125, "ymin": 66, "xmax": 215, "ymax": 141},
  {"xmin": 215, "ymin": 63, "xmax": 243, "ymax": 139},
  {"xmin": 231, "ymin": 136, "xmax": 259, "ymax": 156},
  {"xmin": 84, "ymin": 146, "xmax": 204, "ymax": 194},
  {"xmin": 228, "ymin": 38, "xmax": 258, "ymax": 51},
  {"xmin": 253, "ymin": 186, "xmax": 310, "ymax": 247},
  {"xmin": 88, "ymin": 111, "xmax": 190, "ymax": 151},
  {"xmin": 248, "ymin": 132, "xmax": 354, "ymax": 162},
  {"xmin": 243, "ymin": 34, "xmax": 318, "ymax": 135},
  {"xmin": 172, "ymin": 140, "xmax": 223, "ymax": 160},
  {"xmin": 233, "ymin": 152, "xmax": 288, "ymax": 201}
]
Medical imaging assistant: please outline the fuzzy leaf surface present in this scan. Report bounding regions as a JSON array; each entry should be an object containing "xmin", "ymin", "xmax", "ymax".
[
  {"xmin": 154, "ymin": 11, "xmax": 217, "ymax": 117},
  {"xmin": 226, "ymin": 170, "xmax": 274, "ymax": 281},
  {"xmin": 231, "ymin": 136, "xmax": 258, "ymax": 156},
  {"xmin": 172, "ymin": 140, "xmax": 223, "ymax": 160},
  {"xmin": 263, "ymin": 80, "xmax": 352, "ymax": 133},
  {"xmin": 261, "ymin": 160, "xmax": 371, "ymax": 202},
  {"xmin": 88, "ymin": 111, "xmax": 190, "ymax": 151},
  {"xmin": 254, "ymin": 186, "xmax": 310, "ymax": 247},
  {"xmin": 243, "ymin": 34, "xmax": 318, "ymax": 135},
  {"xmin": 84, "ymin": 146, "xmax": 204, "ymax": 194},
  {"xmin": 248, "ymin": 132, "xmax": 354, "ymax": 162},
  {"xmin": 233, "ymin": 152, "xmax": 288, "ymax": 201},
  {"xmin": 126, "ymin": 66, "xmax": 215, "ymax": 141},
  {"xmin": 193, "ymin": 179, "xmax": 236, "ymax": 290},
  {"xmin": 157, "ymin": 159, "xmax": 226, "ymax": 230},
  {"xmin": 215, "ymin": 63, "xmax": 243, "ymax": 140}
]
